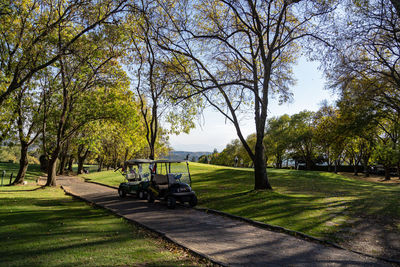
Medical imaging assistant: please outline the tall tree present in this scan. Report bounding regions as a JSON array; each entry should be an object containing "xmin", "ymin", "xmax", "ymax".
[
  {"xmin": 126, "ymin": 1, "xmax": 198, "ymax": 159},
  {"xmin": 12, "ymin": 81, "xmax": 43, "ymax": 184},
  {"xmin": 323, "ymin": 0, "xmax": 400, "ymax": 115},
  {"xmin": 313, "ymin": 105, "xmax": 346, "ymax": 173},
  {"xmin": 288, "ymin": 111, "xmax": 316, "ymax": 170},
  {"xmin": 264, "ymin": 115, "xmax": 291, "ymax": 168},
  {"xmin": 157, "ymin": 0, "xmax": 333, "ymax": 189},
  {"xmin": 0, "ymin": 0, "xmax": 128, "ymax": 107},
  {"xmin": 43, "ymin": 23, "xmax": 130, "ymax": 186},
  {"xmin": 0, "ymin": 97, "xmax": 16, "ymax": 144}
]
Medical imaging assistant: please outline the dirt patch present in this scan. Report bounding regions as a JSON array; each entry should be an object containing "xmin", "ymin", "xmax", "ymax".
[
  {"xmin": 339, "ymin": 172, "xmax": 400, "ymax": 184},
  {"xmin": 335, "ymin": 218, "xmax": 400, "ymax": 261}
]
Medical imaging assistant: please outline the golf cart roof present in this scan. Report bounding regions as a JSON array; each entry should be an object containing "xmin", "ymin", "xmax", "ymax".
[
  {"xmin": 124, "ymin": 159, "xmax": 187, "ymax": 165},
  {"xmin": 124, "ymin": 159, "xmax": 154, "ymax": 165},
  {"xmin": 153, "ymin": 159, "xmax": 187, "ymax": 164}
]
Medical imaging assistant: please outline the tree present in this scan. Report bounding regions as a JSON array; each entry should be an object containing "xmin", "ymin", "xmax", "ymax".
[
  {"xmin": 157, "ymin": 0, "xmax": 333, "ymax": 190},
  {"xmin": 264, "ymin": 115, "xmax": 291, "ymax": 168},
  {"xmin": 0, "ymin": 0, "xmax": 128, "ymax": 107},
  {"xmin": 42, "ymin": 24, "xmax": 130, "ymax": 186},
  {"xmin": 288, "ymin": 111, "xmax": 316, "ymax": 170},
  {"xmin": 12, "ymin": 82, "xmax": 43, "ymax": 184},
  {"xmin": 125, "ymin": 1, "xmax": 198, "ymax": 159},
  {"xmin": 0, "ymin": 98, "xmax": 16, "ymax": 144},
  {"xmin": 322, "ymin": 0, "xmax": 400, "ymax": 120},
  {"xmin": 334, "ymin": 76, "xmax": 398, "ymax": 178},
  {"xmin": 313, "ymin": 104, "xmax": 348, "ymax": 173}
]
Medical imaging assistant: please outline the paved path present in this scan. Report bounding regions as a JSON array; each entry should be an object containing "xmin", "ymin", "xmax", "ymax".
[{"xmin": 58, "ymin": 176, "xmax": 393, "ymax": 267}]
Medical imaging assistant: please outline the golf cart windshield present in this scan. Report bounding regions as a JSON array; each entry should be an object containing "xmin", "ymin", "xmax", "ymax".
[
  {"xmin": 124, "ymin": 159, "xmax": 152, "ymax": 181},
  {"xmin": 154, "ymin": 160, "xmax": 191, "ymax": 186}
]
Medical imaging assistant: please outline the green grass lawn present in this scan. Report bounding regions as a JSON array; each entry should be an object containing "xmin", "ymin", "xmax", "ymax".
[
  {"xmin": 0, "ymin": 163, "xmax": 44, "ymax": 184},
  {"xmin": 83, "ymin": 163, "xmax": 400, "ymax": 242},
  {"xmin": 0, "ymin": 185, "xmax": 206, "ymax": 266}
]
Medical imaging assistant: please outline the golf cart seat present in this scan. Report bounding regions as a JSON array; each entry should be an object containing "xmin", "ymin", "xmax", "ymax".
[
  {"xmin": 126, "ymin": 173, "xmax": 136, "ymax": 179},
  {"xmin": 154, "ymin": 174, "xmax": 169, "ymax": 190},
  {"xmin": 126, "ymin": 173, "xmax": 141, "ymax": 182}
]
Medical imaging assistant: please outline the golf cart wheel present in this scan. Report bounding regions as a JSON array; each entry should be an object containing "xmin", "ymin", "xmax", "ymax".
[
  {"xmin": 118, "ymin": 188, "xmax": 126, "ymax": 198},
  {"xmin": 147, "ymin": 192, "xmax": 154, "ymax": 203},
  {"xmin": 189, "ymin": 195, "xmax": 198, "ymax": 207},
  {"xmin": 138, "ymin": 190, "xmax": 146, "ymax": 200},
  {"xmin": 167, "ymin": 196, "xmax": 176, "ymax": 209}
]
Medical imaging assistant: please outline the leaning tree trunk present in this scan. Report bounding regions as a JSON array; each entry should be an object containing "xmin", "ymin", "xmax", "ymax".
[
  {"xmin": 253, "ymin": 139, "xmax": 272, "ymax": 190},
  {"xmin": 13, "ymin": 142, "xmax": 29, "ymax": 185}
]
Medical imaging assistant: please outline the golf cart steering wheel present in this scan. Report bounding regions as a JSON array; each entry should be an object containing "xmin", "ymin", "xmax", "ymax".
[{"xmin": 174, "ymin": 173, "xmax": 182, "ymax": 182}]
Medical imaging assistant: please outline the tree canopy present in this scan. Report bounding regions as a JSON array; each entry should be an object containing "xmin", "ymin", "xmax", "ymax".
[{"xmin": 1, "ymin": 0, "xmax": 399, "ymax": 187}]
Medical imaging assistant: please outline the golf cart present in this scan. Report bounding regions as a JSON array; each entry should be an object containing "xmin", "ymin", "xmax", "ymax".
[
  {"xmin": 147, "ymin": 160, "xmax": 197, "ymax": 209},
  {"xmin": 117, "ymin": 159, "xmax": 152, "ymax": 199}
]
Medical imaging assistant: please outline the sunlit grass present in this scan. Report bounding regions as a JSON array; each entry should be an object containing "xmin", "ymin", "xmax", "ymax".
[
  {"xmin": 84, "ymin": 162, "xmax": 400, "ymax": 242},
  {"xmin": 0, "ymin": 163, "xmax": 44, "ymax": 184},
  {"xmin": 82, "ymin": 169, "xmax": 126, "ymax": 186},
  {"xmin": 0, "ymin": 186, "xmax": 206, "ymax": 266}
]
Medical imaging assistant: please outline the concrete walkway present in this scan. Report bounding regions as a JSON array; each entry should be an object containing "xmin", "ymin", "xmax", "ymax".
[{"xmin": 58, "ymin": 176, "xmax": 393, "ymax": 267}]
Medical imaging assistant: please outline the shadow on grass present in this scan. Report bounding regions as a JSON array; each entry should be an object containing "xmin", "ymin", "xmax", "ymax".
[
  {"xmin": 0, "ymin": 193, "xmax": 199, "ymax": 267},
  {"xmin": 190, "ymin": 166, "xmax": 400, "ymax": 259},
  {"xmin": 0, "ymin": 163, "xmax": 44, "ymax": 184},
  {"xmin": 0, "ymin": 185, "xmax": 46, "ymax": 192}
]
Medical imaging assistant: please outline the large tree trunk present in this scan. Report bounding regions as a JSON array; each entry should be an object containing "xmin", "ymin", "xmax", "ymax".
[
  {"xmin": 254, "ymin": 140, "xmax": 272, "ymax": 190},
  {"xmin": 327, "ymin": 150, "xmax": 331, "ymax": 172},
  {"xmin": 68, "ymin": 155, "xmax": 73, "ymax": 171},
  {"xmin": 354, "ymin": 165, "xmax": 359, "ymax": 176},
  {"xmin": 58, "ymin": 141, "xmax": 70, "ymax": 175},
  {"xmin": 384, "ymin": 165, "xmax": 391, "ymax": 180},
  {"xmin": 46, "ymin": 157, "xmax": 58, "ymax": 186},
  {"xmin": 306, "ymin": 156, "xmax": 313, "ymax": 171},
  {"xmin": 334, "ymin": 159, "xmax": 338, "ymax": 174},
  {"xmin": 77, "ymin": 147, "xmax": 90, "ymax": 174},
  {"xmin": 149, "ymin": 145, "xmax": 155, "ymax": 160},
  {"xmin": 363, "ymin": 159, "xmax": 370, "ymax": 177},
  {"xmin": 13, "ymin": 142, "xmax": 29, "ymax": 185},
  {"xmin": 124, "ymin": 148, "xmax": 129, "ymax": 162},
  {"xmin": 97, "ymin": 156, "xmax": 103, "ymax": 172},
  {"xmin": 77, "ymin": 158, "xmax": 84, "ymax": 174},
  {"xmin": 58, "ymin": 153, "xmax": 67, "ymax": 175}
]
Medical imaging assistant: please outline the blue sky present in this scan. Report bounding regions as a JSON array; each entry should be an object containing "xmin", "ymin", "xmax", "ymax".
[{"xmin": 169, "ymin": 57, "xmax": 338, "ymax": 152}]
